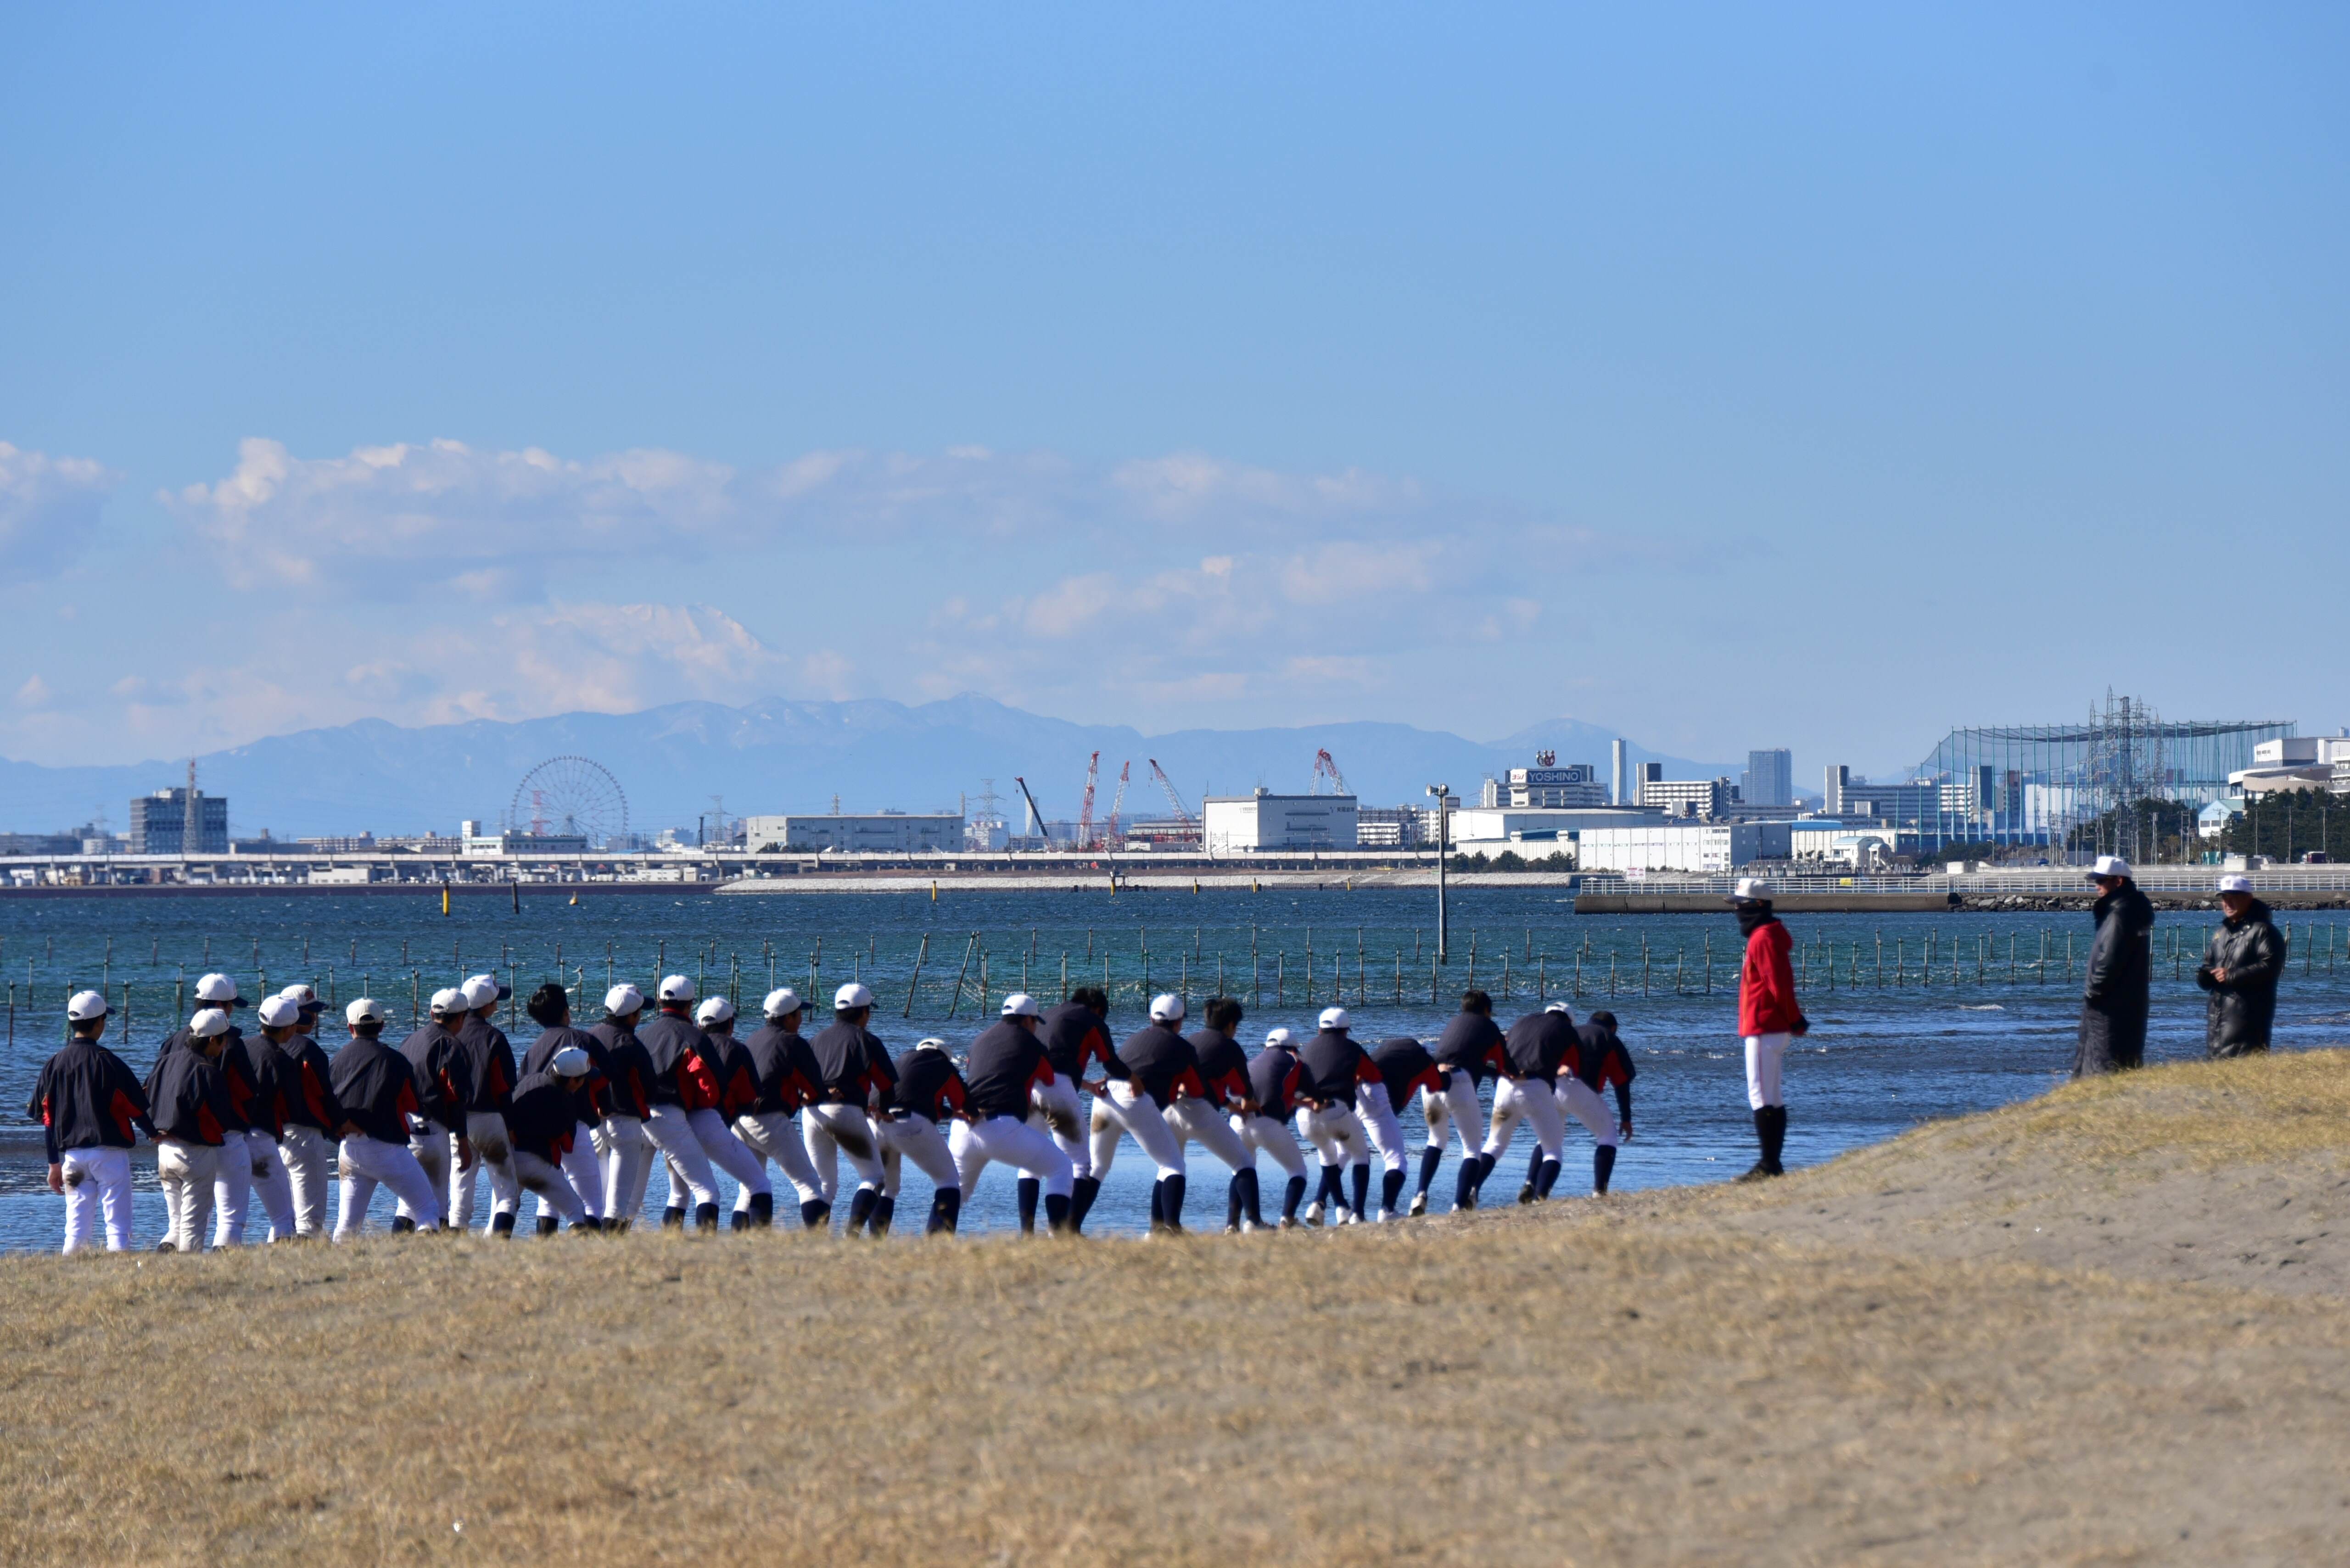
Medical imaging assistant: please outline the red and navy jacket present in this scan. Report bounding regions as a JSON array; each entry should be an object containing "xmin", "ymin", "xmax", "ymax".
[
  {"xmin": 740, "ymin": 1023, "xmax": 822, "ymax": 1115},
  {"xmin": 1042, "ymin": 1001, "xmax": 1117, "ymax": 1081},
  {"xmin": 455, "ymin": 1014, "xmax": 519, "ymax": 1117},
  {"xmin": 808, "ymin": 1019, "xmax": 891, "ymax": 1106},
  {"xmin": 242, "ymin": 1033, "xmax": 299, "ymax": 1138},
  {"xmin": 703, "ymin": 1029, "xmax": 761, "ymax": 1120},
  {"xmin": 962, "ymin": 1021, "xmax": 1057, "ymax": 1120},
  {"xmin": 256, "ymin": 1030, "xmax": 347, "ymax": 1136},
  {"xmin": 397, "ymin": 1023, "xmax": 474, "ymax": 1128},
  {"xmin": 1432, "ymin": 1010, "xmax": 1508, "ymax": 1083},
  {"xmin": 330, "ymin": 1035, "xmax": 424, "ymax": 1144},
  {"xmin": 1246, "ymin": 1043, "xmax": 1305, "ymax": 1122},
  {"xmin": 1115, "ymin": 1024, "xmax": 1205, "ymax": 1109},
  {"xmin": 522, "ymin": 1025, "xmax": 610, "ymax": 1128},
  {"xmin": 504, "ymin": 1070, "xmax": 584, "ymax": 1165},
  {"xmin": 147, "ymin": 1024, "xmax": 257, "ymax": 1135},
  {"xmin": 1371, "ymin": 1036, "xmax": 1445, "ymax": 1109},
  {"xmin": 636, "ymin": 1009, "xmax": 722, "ymax": 1111},
  {"xmin": 149, "ymin": 1048, "xmax": 236, "ymax": 1146},
  {"xmin": 1298, "ymin": 1028, "xmax": 1382, "ymax": 1109},
  {"xmin": 1186, "ymin": 1029, "xmax": 1251, "ymax": 1109},
  {"xmin": 27, "ymin": 1038, "xmax": 152, "ymax": 1164},
  {"xmin": 1501, "ymin": 1010, "xmax": 1577, "ymax": 1081},
  {"xmin": 888, "ymin": 1047, "xmax": 968, "ymax": 1123},
  {"xmin": 587, "ymin": 1020, "xmax": 655, "ymax": 1121},
  {"xmin": 1568, "ymin": 1022, "xmax": 1636, "ymax": 1123}
]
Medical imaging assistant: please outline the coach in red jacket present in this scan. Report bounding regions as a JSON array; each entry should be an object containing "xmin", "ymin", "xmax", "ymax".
[{"xmin": 1730, "ymin": 877, "xmax": 1807, "ymax": 1180}]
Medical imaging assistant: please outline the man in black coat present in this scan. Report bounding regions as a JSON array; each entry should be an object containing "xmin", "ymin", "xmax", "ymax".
[
  {"xmin": 2199, "ymin": 874, "xmax": 2287, "ymax": 1058},
  {"xmin": 2075, "ymin": 856, "xmax": 2156, "ymax": 1076}
]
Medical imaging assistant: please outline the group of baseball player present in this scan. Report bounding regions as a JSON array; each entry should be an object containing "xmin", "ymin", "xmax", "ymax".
[{"xmin": 27, "ymin": 885, "xmax": 1821, "ymax": 1253}]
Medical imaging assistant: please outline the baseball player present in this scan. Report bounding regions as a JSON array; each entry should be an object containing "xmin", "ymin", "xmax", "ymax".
[
  {"xmin": 1560, "ymin": 1010, "xmax": 1635, "ymax": 1196},
  {"xmin": 1731, "ymin": 878, "xmax": 1806, "ymax": 1179},
  {"xmin": 254, "ymin": 985, "xmax": 344, "ymax": 1238},
  {"xmin": 1179, "ymin": 997, "xmax": 1263, "ymax": 1232},
  {"xmin": 150, "ymin": 1008, "xmax": 238, "ymax": 1252},
  {"xmin": 450, "ymin": 974, "xmax": 521, "ymax": 1235},
  {"xmin": 1030, "ymin": 986, "xmax": 1114, "ymax": 1233},
  {"xmin": 329, "ymin": 997, "xmax": 442, "ymax": 1238},
  {"xmin": 1482, "ymin": 1002, "xmax": 1577, "ymax": 1204},
  {"xmin": 505, "ymin": 1050, "xmax": 602, "ymax": 1231},
  {"xmin": 1366, "ymin": 1033, "xmax": 1445, "ymax": 1221},
  {"xmin": 804, "ymin": 982, "xmax": 891, "ymax": 1233},
  {"xmin": 951, "ymin": 996, "xmax": 1075, "ymax": 1233},
  {"xmin": 692, "ymin": 995, "xmax": 773, "ymax": 1230},
  {"xmin": 397, "ymin": 989, "xmax": 476, "ymax": 1228},
  {"xmin": 1296, "ymin": 1008, "xmax": 1382, "ymax": 1225},
  {"xmin": 28, "ymin": 990, "xmax": 152, "ymax": 1254},
  {"xmin": 876, "ymin": 1036, "xmax": 968, "ymax": 1235},
  {"xmin": 147, "ymin": 974, "xmax": 263, "ymax": 1247},
  {"xmin": 634, "ymin": 975, "xmax": 740, "ymax": 1231},
  {"xmin": 519, "ymin": 982, "xmax": 613, "ymax": 1231},
  {"xmin": 234, "ymin": 993, "xmax": 308, "ymax": 1242},
  {"xmin": 588, "ymin": 984, "xmax": 658, "ymax": 1227},
  {"xmin": 1237, "ymin": 1025, "xmax": 1310, "ymax": 1228},
  {"xmin": 732, "ymin": 987, "xmax": 830, "ymax": 1229},
  {"xmin": 1423, "ymin": 989, "xmax": 1506, "ymax": 1213},
  {"xmin": 1091, "ymin": 993, "xmax": 1201, "ymax": 1234}
]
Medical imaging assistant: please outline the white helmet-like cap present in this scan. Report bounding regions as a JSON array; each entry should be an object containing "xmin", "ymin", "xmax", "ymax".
[
  {"xmin": 2218, "ymin": 873, "xmax": 2255, "ymax": 894},
  {"xmin": 656, "ymin": 974, "xmax": 695, "ymax": 1003},
  {"xmin": 695, "ymin": 996, "xmax": 735, "ymax": 1027},
  {"xmin": 461, "ymin": 974, "xmax": 508, "ymax": 1009},
  {"xmin": 257, "ymin": 995, "xmax": 303, "ymax": 1028},
  {"xmin": 1728, "ymin": 877, "xmax": 1773, "ymax": 903},
  {"xmin": 2089, "ymin": 855, "xmax": 2133, "ymax": 879},
  {"xmin": 916, "ymin": 1036, "xmax": 949, "ymax": 1052},
  {"xmin": 763, "ymin": 986, "xmax": 803, "ymax": 1019},
  {"xmin": 1317, "ymin": 1006, "xmax": 1350, "ymax": 1031},
  {"xmin": 346, "ymin": 997, "xmax": 387, "ymax": 1026},
  {"xmin": 194, "ymin": 972, "xmax": 243, "ymax": 1006},
  {"xmin": 1001, "ymin": 992, "xmax": 1040, "ymax": 1018},
  {"xmin": 66, "ymin": 989, "xmax": 108, "ymax": 1023},
  {"xmin": 834, "ymin": 982, "xmax": 873, "ymax": 1010},
  {"xmin": 1264, "ymin": 1025, "xmax": 1296, "ymax": 1047},
  {"xmin": 604, "ymin": 983, "xmax": 645, "ymax": 1016},
  {"xmin": 429, "ymin": 987, "xmax": 465, "ymax": 1016},
  {"xmin": 549, "ymin": 1045, "xmax": 593, "ymax": 1077},
  {"xmin": 190, "ymin": 1007, "xmax": 231, "ymax": 1039},
  {"xmin": 1149, "ymin": 992, "xmax": 1184, "ymax": 1023}
]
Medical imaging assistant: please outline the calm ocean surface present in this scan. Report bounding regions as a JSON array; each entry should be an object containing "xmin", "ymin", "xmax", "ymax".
[{"xmin": 6, "ymin": 885, "xmax": 2347, "ymax": 1250}]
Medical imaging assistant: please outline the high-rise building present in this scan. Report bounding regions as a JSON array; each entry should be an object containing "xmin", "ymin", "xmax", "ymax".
[
  {"xmin": 1610, "ymin": 739, "xmax": 1628, "ymax": 805},
  {"xmin": 129, "ymin": 788, "xmax": 228, "ymax": 854},
  {"xmin": 1743, "ymin": 749, "xmax": 1793, "ymax": 807}
]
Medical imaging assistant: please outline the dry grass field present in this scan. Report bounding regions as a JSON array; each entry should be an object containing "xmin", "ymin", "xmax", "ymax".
[{"xmin": 7, "ymin": 1053, "xmax": 2350, "ymax": 1566}]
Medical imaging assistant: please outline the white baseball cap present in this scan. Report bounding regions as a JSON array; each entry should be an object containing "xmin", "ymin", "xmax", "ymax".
[
  {"xmin": 257, "ymin": 995, "xmax": 303, "ymax": 1028},
  {"xmin": 916, "ymin": 1036, "xmax": 948, "ymax": 1052},
  {"xmin": 190, "ymin": 1007, "xmax": 230, "ymax": 1039},
  {"xmin": 279, "ymin": 983, "xmax": 319, "ymax": 1008},
  {"xmin": 2218, "ymin": 874, "xmax": 2255, "ymax": 894},
  {"xmin": 1149, "ymin": 992, "xmax": 1185, "ymax": 1023},
  {"xmin": 1317, "ymin": 1006, "xmax": 1350, "ymax": 1031},
  {"xmin": 345, "ymin": 997, "xmax": 387, "ymax": 1026},
  {"xmin": 834, "ymin": 982, "xmax": 873, "ymax": 1010},
  {"xmin": 1545, "ymin": 1001, "xmax": 1573, "ymax": 1015},
  {"xmin": 550, "ymin": 1045, "xmax": 593, "ymax": 1077},
  {"xmin": 1263, "ymin": 1025, "xmax": 1296, "ymax": 1047},
  {"xmin": 656, "ymin": 974, "xmax": 695, "ymax": 1003},
  {"xmin": 762, "ymin": 986, "xmax": 803, "ymax": 1019},
  {"xmin": 604, "ymin": 983, "xmax": 645, "ymax": 1016},
  {"xmin": 1001, "ymin": 992, "xmax": 1040, "ymax": 1018},
  {"xmin": 462, "ymin": 974, "xmax": 508, "ymax": 1008},
  {"xmin": 1728, "ymin": 877, "xmax": 1773, "ymax": 904},
  {"xmin": 66, "ymin": 989, "xmax": 108, "ymax": 1023},
  {"xmin": 2089, "ymin": 855, "xmax": 2132, "ymax": 880},
  {"xmin": 429, "ymin": 987, "xmax": 465, "ymax": 1016},
  {"xmin": 195, "ymin": 972, "xmax": 243, "ymax": 1006},
  {"xmin": 695, "ymin": 996, "xmax": 735, "ymax": 1027}
]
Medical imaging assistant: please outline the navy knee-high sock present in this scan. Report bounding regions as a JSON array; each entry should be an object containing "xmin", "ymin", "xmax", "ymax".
[
  {"xmin": 1160, "ymin": 1173, "xmax": 1185, "ymax": 1232},
  {"xmin": 1149, "ymin": 1180, "xmax": 1165, "ymax": 1228},
  {"xmin": 1534, "ymin": 1156, "xmax": 1561, "ymax": 1200},
  {"xmin": 1235, "ymin": 1166, "xmax": 1263, "ymax": 1226},
  {"xmin": 1454, "ymin": 1158, "xmax": 1479, "ymax": 1208},
  {"xmin": 1523, "ymin": 1143, "xmax": 1545, "ymax": 1193},
  {"xmin": 1045, "ymin": 1192, "xmax": 1072, "ymax": 1233},
  {"xmin": 1017, "ymin": 1176, "xmax": 1040, "ymax": 1235},
  {"xmin": 1313, "ymin": 1163, "xmax": 1343, "ymax": 1211},
  {"xmin": 1348, "ymin": 1163, "xmax": 1370, "ymax": 1219},
  {"xmin": 1226, "ymin": 1171, "xmax": 1244, "ymax": 1229},
  {"xmin": 1381, "ymin": 1167, "xmax": 1405, "ymax": 1215},
  {"xmin": 1069, "ymin": 1175, "xmax": 1099, "ymax": 1232},
  {"xmin": 1593, "ymin": 1145, "xmax": 1616, "ymax": 1193},
  {"xmin": 926, "ymin": 1187, "xmax": 962, "ymax": 1234},
  {"xmin": 1282, "ymin": 1173, "xmax": 1307, "ymax": 1220},
  {"xmin": 1416, "ymin": 1145, "xmax": 1444, "ymax": 1195}
]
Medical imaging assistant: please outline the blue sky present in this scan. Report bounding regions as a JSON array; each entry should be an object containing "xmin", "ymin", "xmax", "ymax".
[{"xmin": 1, "ymin": 3, "xmax": 2343, "ymax": 787}]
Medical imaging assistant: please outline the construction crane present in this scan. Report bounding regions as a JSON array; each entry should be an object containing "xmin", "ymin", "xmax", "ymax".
[
  {"xmin": 1146, "ymin": 759, "xmax": 1197, "ymax": 828},
  {"xmin": 1105, "ymin": 761, "xmax": 1131, "ymax": 845},
  {"xmin": 1012, "ymin": 777, "xmax": 1050, "ymax": 844},
  {"xmin": 1076, "ymin": 750, "xmax": 1101, "ymax": 850},
  {"xmin": 1312, "ymin": 748, "xmax": 1348, "ymax": 795}
]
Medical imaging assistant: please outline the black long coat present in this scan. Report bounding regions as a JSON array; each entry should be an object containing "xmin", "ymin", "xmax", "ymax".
[
  {"xmin": 2074, "ymin": 883, "xmax": 2155, "ymax": 1076},
  {"xmin": 2198, "ymin": 899, "xmax": 2287, "ymax": 1058}
]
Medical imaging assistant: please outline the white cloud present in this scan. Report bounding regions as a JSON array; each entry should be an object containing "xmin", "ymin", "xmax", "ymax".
[{"xmin": 0, "ymin": 442, "xmax": 117, "ymax": 577}]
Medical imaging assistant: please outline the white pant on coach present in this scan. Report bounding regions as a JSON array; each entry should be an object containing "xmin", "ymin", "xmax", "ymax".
[
  {"xmin": 158, "ymin": 1139, "xmax": 220, "ymax": 1252},
  {"xmin": 734, "ymin": 1112, "xmax": 826, "ymax": 1209},
  {"xmin": 643, "ymin": 1103, "xmax": 719, "ymax": 1210},
  {"xmin": 1090, "ymin": 1080, "xmax": 1186, "ymax": 1182},
  {"xmin": 878, "ymin": 1114, "xmax": 959, "ymax": 1198},
  {"xmin": 1744, "ymin": 1033, "xmax": 1788, "ymax": 1110},
  {"xmin": 59, "ymin": 1146, "xmax": 134, "ymax": 1254},
  {"xmin": 515, "ymin": 1150, "xmax": 587, "ymax": 1226},
  {"xmin": 337, "ymin": 1134, "xmax": 441, "ymax": 1239},
  {"xmin": 209, "ymin": 1130, "xmax": 253, "ymax": 1247},
  {"xmin": 1482, "ymin": 1077, "xmax": 1565, "ymax": 1163},
  {"xmin": 802, "ymin": 1103, "xmax": 885, "ymax": 1202},
  {"xmin": 1555, "ymin": 1077, "xmax": 1620, "ymax": 1147},
  {"xmin": 453, "ymin": 1111, "xmax": 520, "ymax": 1229},
  {"xmin": 1354, "ymin": 1083, "xmax": 1410, "ymax": 1175},
  {"xmin": 278, "ymin": 1125, "xmax": 336, "ymax": 1237},
  {"xmin": 951, "ymin": 1115, "xmax": 1074, "ymax": 1198},
  {"xmin": 1420, "ymin": 1069, "xmax": 1485, "ymax": 1158},
  {"xmin": 404, "ymin": 1120, "xmax": 453, "ymax": 1224},
  {"xmin": 1294, "ymin": 1104, "xmax": 1371, "ymax": 1170},
  {"xmin": 246, "ymin": 1129, "xmax": 294, "ymax": 1241},
  {"xmin": 1231, "ymin": 1113, "xmax": 1307, "ymax": 1179},
  {"xmin": 593, "ymin": 1115, "xmax": 647, "ymax": 1224},
  {"xmin": 1025, "ymin": 1076, "xmax": 1092, "ymax": 1180}
]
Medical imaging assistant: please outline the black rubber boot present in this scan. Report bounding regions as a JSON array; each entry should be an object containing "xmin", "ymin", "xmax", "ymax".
[
  {"xmin": 845, "ymin": 1188, "xmax": 878, "ymax": 1233},
  {"xmin": 490, "ymin": 1210, "xmax": 516, "ymax": 1238},
  {"xmin": 1348, "ymin": 1163, "xmax": 1370, "ymax": 1221},
  {"xmin": 1148, "ymin": 1180, "xmax": 1166, "ymax": 1232},
  {"xmin": 1045, "ymin": 1193, "xmax": 1073, "ymax": 1234},
  {"xmin": 927, "ymin": 1187, "xmax": 962, "ymax": 1234},
  {"xmin": 1594, "ymin": 1145, "xmax": 1617, "ymax": 1194},
  {"xmin": 1416, "ymin": 1144, "xmax": 1444, "ymax": 1197},
  {"xmin": 1017, "ymin": 1176, "xmax": 1041, "ymax": 1235},
  {"xmin": 1381, "ymin": 1168, "xmax": 1406, "ymax": 1218},
  {"xmin": 748, "ymin": 1191, "xmax": 774, "ymax": 1228},
  {"xmin": 1534, "ymin": 1156, "xmax": 1561, "ymax": 1201},
  {"xmin": 1454, "ymin": 1159, "xmax": 1479, "ymax": 1211},
  {"xmin": 1763, "ymin": 1106, "xmax": 1786, "ymax": 1176},
  {"xmin": 869, "ymin": 1196, "xmax": 895, "ymax": 1237},
  {"xmin": 1236, "ymin": 1166, "xmax": 1263, "ymax": 1227},
  {"xmin": 1738, "ymin": 1109, "xmax": 1773, "ymax": 1182},
  {"xmin": 661, "ymin": 1206, "xmax": 686, "ymax": 1229},
  {"xmin": 694, "ymin": 1202, "xmax": 720, "ymax": 1232},
  {"xmin": 390, "ymin": 1215, "xmax": 418, "ymax": 1233},
  {"xmin": 799, "ymin": 1199, "xmax": 831, "ymax": 1230},
  {"xmin": 1160, "ymin": 1173, "xmax": 1186, "ymax": 1233},
  {"xmin": 1281, "ymin": 1173, "xmax": 1307, "ymax": 1224},
  {"xmin": 1069, "ymin": 1175, "xmax": 1100, "ymax": 1233}
]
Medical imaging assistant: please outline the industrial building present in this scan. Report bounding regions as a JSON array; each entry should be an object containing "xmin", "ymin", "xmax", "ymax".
[
  {"xmin": 1201, "ymin": 790, "xmax": 1357, "ymax": 853},
  {"xmin": 1447, "ymin": 806, "xmax": 1662, "ymax": 855},
  {"xmin": 462, "ymin": 829, "xmax": 591, "ymax": 857},
  {"xmin": 129, "ymin": 788, "xmax": 228, "ymax": 855},
  {"xmin": 738, "ymin": 812, "xmax": 965, "ymax": 854},
  {"xmin": 1577, "ymin": 821, "xmax": 1794, "ymax": 874},
  {"xmin": 2230, "ymin": 735, "xmax": 2350, "ymax": 796},
  {"xmin": 1638, "ymin": 776, "xmax": 1738, "ymax": 819},
  {"xmin": 1505, "ymin": 763, "xmax": 1609, "ymax": 808}
]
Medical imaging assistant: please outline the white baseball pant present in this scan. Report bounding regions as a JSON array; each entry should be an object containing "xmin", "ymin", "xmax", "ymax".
[
  {"xmin": 157, "ymin": 1139, "xmax": 219, "ymax": 1252},
  {"xmin": 734, "ymin": 1112, "xmax": 826, "ymax": 1209},
  {"xmin": 1089, "ymin": 1080, "xmax": 1186, "ymax": 1182},
  {"xmin": 277, "ymin": 1125, "xmax": 336, "ymax": 1237},
  {"xmin": 1555, "ymin": 1076, "xmax": 1620, "ymax": 1147},
  {"xmin": 59, "ymin": 1146, "xmax": 134, "ymax": 1254},
  {"xmin": 1420, "ymin": 1068, "xmax": 1485, "ymax": 1159},
  {"xmin": 453, "ymin": 1111, "xmax": 520, "ymax": 1229},
  {"xmin": 1294, "ymin": 1104, "xmax": 1371, "ymax": 1170},
  {"xmin": 1166, "ymin": 1096, "xmax": 1250, "ymax": 1172},
  {"xmin": 878, "ymin": 1114, "xmax": 959, "ymax": 1198},
  {"xmin": 403, "ymin": 1120, "xmax": 453, "ymax": 1225},
  {"xmin": 515, "ymin": 1150, "xmax": 587, "ymax": 1226},
  {"xmin": 593, "ymin": 1114, "xmax": 647, "ymax": 1224},
  {"xmin": 1231, "ymin": 1113, "xmax": 1307, "ymax": 1179},
  {"xmin": 1025, "ymin": 1075, "xmax": 1092, "ymax": 1180},
  {"xmin": 802, "ymin": 1103, "xmax": 885, "ymax": 1202},
  {"xmin": 642, "ymin": 1103, "xmax": 720, "ymax": 1209},
  {"xmin": 1744, "ymin": 1032, "xmax": 1789, "ymax": 1110},
  {"xmin": 951, "ymin": 1114, "xmax": 1074, "ymax": 1198},
  {"xmin": 209, "ymin": 1129, "xmax": 253, "ymax": 1247},
  {"xmin": 689, "ymin": 1106, "xmax": 769, "ymax": 1195},
  {"xmin": 1482, "ymin": 1076, "xmax": 1565, "ymax": 1163},
  {"xmin": 1354, "ymin": 1082, "xmax": 1410, "ymax": 1175},
  {"xmin": 336, "ymin": 1134, "xmax": 441, "ymax": 1239},
  {"xmin": 246, "ymin": 1129, "xmax": 294, "ymax": 1241}
]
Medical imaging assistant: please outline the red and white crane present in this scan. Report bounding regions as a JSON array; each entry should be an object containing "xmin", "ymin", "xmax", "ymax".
[
  {"xmin": 1312, "ymin": 748, "xmax": 1348, "ymax": 795},
  {"xmin": 1147, "ymin": 759, "xmax": 1196, "ymax": 829},
  {"xmin": 1106, "ymin": 760, "xmax": 1131, "ymax": 846},
  {"xmin": 1075, "ymin": 750, "xmax": 1100, "ymax": 850}
]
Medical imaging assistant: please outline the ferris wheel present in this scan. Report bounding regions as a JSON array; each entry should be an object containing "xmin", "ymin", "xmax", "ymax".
[{"xmin": 509, "ymin": 756, "xmax": 629, "ymax": 849}]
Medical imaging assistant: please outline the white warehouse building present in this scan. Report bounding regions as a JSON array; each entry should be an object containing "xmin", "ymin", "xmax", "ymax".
[
  {"xmin": 1202, "ymin": 790, "xmax": 1357, "ymax": 853},
  {"xmin": 1577, "ymin": 821, "xmax": 1793, "ymax": 874},
  {"xmin": 739, "ymin": 812, "xmax": 964, "ymax": 853}
]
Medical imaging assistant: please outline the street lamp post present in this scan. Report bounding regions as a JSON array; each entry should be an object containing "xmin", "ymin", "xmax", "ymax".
[{"xmin": 1427, "ymin": 784, "xmax": 1451, "ymax": 964}]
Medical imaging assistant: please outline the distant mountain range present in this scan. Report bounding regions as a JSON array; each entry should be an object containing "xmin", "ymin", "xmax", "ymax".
[{"xmin": 0, "ymin": 694, "xmax": 1742, "ymax": 840}]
